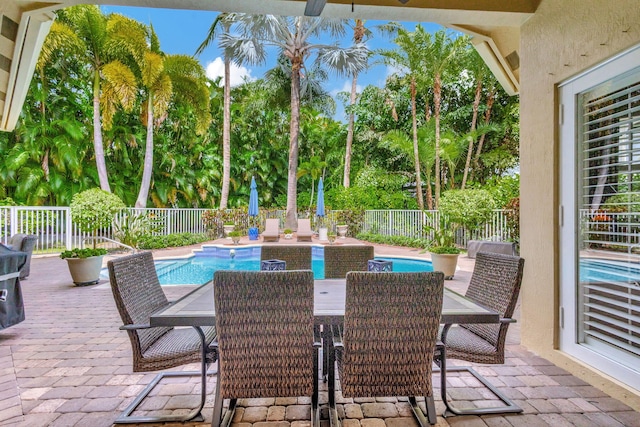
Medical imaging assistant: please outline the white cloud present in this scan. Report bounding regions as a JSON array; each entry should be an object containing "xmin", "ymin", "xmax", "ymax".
[
  {"xmin": 330, "ymin": 79, "xmax": 363, "ymax": 98},
  {"xmin": 385, "ymin": 64, "xmax": 404, "ymax": 81},
  {"xmin": 205, "ymin": 57, "xmax": 255, "ymax": 87}
]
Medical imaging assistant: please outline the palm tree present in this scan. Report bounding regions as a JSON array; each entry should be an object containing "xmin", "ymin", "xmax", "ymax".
[
  {"xmin": 344, "ymin": 19, "xmax": 370, "ymax": 188},
  {"xmin": 379, "ymin": 24, "xmax": 435, "ymax": 210},
  {"xmin": 297, "ymin": 155, "xmax": 327, "ymax": 208},
  {"xmin": 461, "ymin": 48, "xmax": 490, "ymax": 189},
  {"xmin": 134, "ymin": 26, "xmax": 210, "ymax": 208},
  {"xmin": 211, "ymin": 14, "xmax": 368, "ymax": 229},
  {"xmin": 195, "ymin": 13, "xmax": 238, "ymax": 210},
  {"xmin": 425, "ymin": 29, "xmax": 467, "ymax": 207},
  {"xmin": 56, "ymin": 6, "xmax": 147, "ymax": 192}
]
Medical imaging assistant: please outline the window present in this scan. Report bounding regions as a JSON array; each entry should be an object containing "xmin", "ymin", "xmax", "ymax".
[{"xmin": 560, "ymin": 45, "xmax": 640, "ymax": 390}]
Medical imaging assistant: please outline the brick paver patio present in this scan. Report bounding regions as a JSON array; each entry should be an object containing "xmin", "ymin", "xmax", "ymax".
[{"xmin": 1, "ymin": 240, "xmax": 639, "ymax": 426}]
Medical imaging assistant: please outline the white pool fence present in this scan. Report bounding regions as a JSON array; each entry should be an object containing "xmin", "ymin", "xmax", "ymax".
[{"xmin": 0, "ymin": 206, "xmax": 513, "ymax": 254}]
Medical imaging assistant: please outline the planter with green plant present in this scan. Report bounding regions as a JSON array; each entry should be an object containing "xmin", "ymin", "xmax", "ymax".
[
  {"xmin": 62, "ymin": 189, "xmax": 125, "ymax": 286},
  {"xmin": 425, "ymin": 214, "xmax": 461, "ymax": 280},
  {"xmin": 283, "ymin": 228, "xmax": 293, "ymax": 239},
  {"xmin": 327, "ymin": 232, "xmax": 337, "ymax": 245},
  {"xmin": 223, "ymin": 221, "xmax": 235, "ymax": 237},
  {"xmin": 228, "ymin": 230, "xmax": 242, "ymax": 245}
]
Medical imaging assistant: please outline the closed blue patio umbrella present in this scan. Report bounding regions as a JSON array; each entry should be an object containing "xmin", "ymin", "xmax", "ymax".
[
  {"xmin": 316, "ymin": 178, "xmax": 327, "ymax": 240},
  {"xmin": 316, "ymin": 177, "xmax": 325, "ymax": 218},
  {"xmin": 248, "ymin": 177, "xmax": 259, "ymax": 240}
]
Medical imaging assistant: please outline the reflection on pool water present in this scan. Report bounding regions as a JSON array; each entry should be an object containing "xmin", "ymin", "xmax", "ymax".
[
  {"xmin": 579, "ymin": 258, "xmax": 640, "ymax": 284},
  {"xmin": 149, "ymin": 245, "xmax": 433, "ymax": 285}
]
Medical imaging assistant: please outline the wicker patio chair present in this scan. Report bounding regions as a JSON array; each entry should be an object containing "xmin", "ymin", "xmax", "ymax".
[
  {"xmin": 296, "ymin": 218, "xmax": 314, "ymax": 241},
  {"xmin": 212, "ymin": 270, "xmax": 320, "ymax": 427},
  {"xmin": 262, "ymin": 218, "xmax": 280, "ymax": 242},
  {"xmin": 435, "ymin": 251, "xmax": 525, "ymax": 416},
  {"xmin": 108, "ymin": 252, "xmax": 217, "ymax": 424},
  {"xmin": 8, "ymin": 234, "xmax": 38, "ymax": 279},
  {"xmin": 260, "ymin": 245, "xmax": 312, "ymax": 270},
  {"xmin": 323, "ymin": 244, "xmax": 374, "ymax": 279},
  {"xmin": 328, "ymin": 271, "xmax": 445, "ymax": 426}
]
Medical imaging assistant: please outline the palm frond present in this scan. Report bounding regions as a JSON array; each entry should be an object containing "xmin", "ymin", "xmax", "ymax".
[
  {"xmin": 219, "ymin": 34, "xmax": 267, "ymax": 66},
  {"xmin": 315, "ymin": 43, "xmax": 369, "ymax": 77}
]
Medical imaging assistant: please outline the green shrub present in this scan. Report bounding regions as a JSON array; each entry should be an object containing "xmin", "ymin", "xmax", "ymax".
[
  {"xmin": 60, "ymin": 248, "xmax": 107, "ymax": 259},
  {"xmin": 71, "ymin": 189, "xmax": 125, "ymax": 234},
  {"xmin": 439, "ymin": 189, "xmax": 496, "ymax": 231},
  {"xmin": 113, "ymin": 210, "xmax": 162, "ymax": 249},
  {"xmin": 505, "ymin": 197, "xmax": 520, "ymax": 243},
  {"xmin": 137, "ymin": 233, "xmax": 209, "ymax": 250},
  {"xmin": 357, "ymin": 232, "xmax": 431, "ymax": 249}
]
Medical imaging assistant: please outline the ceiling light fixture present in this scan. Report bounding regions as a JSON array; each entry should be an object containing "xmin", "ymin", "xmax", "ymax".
[{"xmin": 304, "ymin": 0, "xmax": 327, "ymax": 16}]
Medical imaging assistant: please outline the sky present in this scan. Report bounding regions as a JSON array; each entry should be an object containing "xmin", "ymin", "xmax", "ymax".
[{"xmin": 100, "ymin": 6, "xmax": 444, "ymax": 122}]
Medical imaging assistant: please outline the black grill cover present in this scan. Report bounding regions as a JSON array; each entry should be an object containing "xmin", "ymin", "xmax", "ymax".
[{"xmin": 0, "ymin": 244, "xmax": 27, "ymax": 330}]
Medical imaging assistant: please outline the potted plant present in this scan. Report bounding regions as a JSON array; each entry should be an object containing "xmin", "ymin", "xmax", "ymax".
[
  {"xmin": 327, "ymin": 232, "xmax": 337, "ymax": 245},
  {"xmin": 62, "ymin": 189, "xmax": 125, "ymax": 286},
  {"xmin": 336, "ymin": 224, "xmax": 348, "ymax": 238},
  {"xmin": 228, "ymin": 230, "xmax": 242, "ymax": 245},
  {"xmin": 426, "ymin": 215, "xmax": 461, "ymax": 280},
  {"xmin": 283, "ymin": 228, "xmax": 293, "ymax": 239},
  {"xmin": 223, "ymin": 221, "xmax": 235, "ymax": 237}
]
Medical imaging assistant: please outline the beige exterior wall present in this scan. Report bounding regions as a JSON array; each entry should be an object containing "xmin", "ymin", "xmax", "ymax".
[{"xmin": 520, "ymin": 0, "xmax": 640, "ymax": 409}]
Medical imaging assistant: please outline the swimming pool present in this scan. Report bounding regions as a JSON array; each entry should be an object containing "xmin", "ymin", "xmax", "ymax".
[
  {"xmin": 579, "ymin": 258, "xmax": 640, "ymax": 284},
  {"xmin": 150, "ymin": 245, "xmax": 434, "ymax": 285}
]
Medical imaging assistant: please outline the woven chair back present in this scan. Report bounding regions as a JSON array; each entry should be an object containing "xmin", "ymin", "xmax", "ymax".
[
  {"xmin": 108, "ymin": 252, "xmax": 171, "ymax": 354},
  {"xmin": 340, "ymin": 271, "xmax": 444, "ymax": 398},
  {"xmin": 260, "ymin": 245, "xmax": 312, "ymax": 270},
  {"xmin": 214, "ymin": 270, "xmax": 315, "ymax": 399},
  {"xmin": 463, "ymin": 252, "xmax": 525, "ymax": 347},
  {"xmin": 323, "ymin": 245, "xmax": 374, "ymax": 279}
]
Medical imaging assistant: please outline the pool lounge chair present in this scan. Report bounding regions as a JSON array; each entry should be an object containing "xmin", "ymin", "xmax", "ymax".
[
  {"xmin": 297, "ymin": 218, "xmax": 313, "ymax": 242},
  {"xmin": 262, "ymin": 218, "xmax": 280, "ymax": 242}
]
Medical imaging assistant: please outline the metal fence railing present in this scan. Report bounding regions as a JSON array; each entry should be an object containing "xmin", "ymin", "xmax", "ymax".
[
  {"xmin": 363, "ymin": 209, "xmax": 512, "ymax": 246},
  {"xmin": 0, "ymin": 206, "xmax": 514, "ymax": 254}
]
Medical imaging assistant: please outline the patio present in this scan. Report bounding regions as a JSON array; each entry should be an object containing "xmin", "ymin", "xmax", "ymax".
[{"xmin": 1, "ymin": 242, "xmax": 639, "ymax": 426}]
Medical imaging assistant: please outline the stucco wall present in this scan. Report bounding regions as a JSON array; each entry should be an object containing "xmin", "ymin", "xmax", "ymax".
[{"xmin": 520, "ymin": 0, "xmax": 640, "ymax": 407}]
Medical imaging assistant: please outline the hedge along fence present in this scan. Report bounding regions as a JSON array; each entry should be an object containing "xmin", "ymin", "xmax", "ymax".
[{"xmin": 0, "ymin": 206, "xmax": 514, "ymax": 254}]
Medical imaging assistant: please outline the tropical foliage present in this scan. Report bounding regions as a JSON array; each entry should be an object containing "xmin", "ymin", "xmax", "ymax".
[{"xmin": 0, "ymin": 9, "xmax": 520, "ymax": 214}]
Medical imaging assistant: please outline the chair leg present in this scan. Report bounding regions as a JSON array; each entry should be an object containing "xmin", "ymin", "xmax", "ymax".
[
  {"xmin": 327, "ymin": 327, "xmax": 340, "ymax": 427},
  {"xmin": 440, "ymin": 365, "xmax": 523, "ymax": 416},
  {"xmin": 115, "ymin": 326, "xmax": 216, "ymax": 424},
  {"xmin": 312, "ymin": 345, "xmax": 320, "ymax": 427}
]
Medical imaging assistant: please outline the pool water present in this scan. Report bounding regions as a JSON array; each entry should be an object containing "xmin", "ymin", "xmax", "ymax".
[
  {"xmin": 579, "ymin": 258, "xmax": 640, "ymax": 283},
  {"xmin": 152, "ymin": 248, "xmax": 433, "ymax": 285}
]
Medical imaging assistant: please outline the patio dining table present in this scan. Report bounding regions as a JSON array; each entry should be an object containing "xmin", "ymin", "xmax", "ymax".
[
  {"xmin": 150, "ymin": 279, "xmax": 499, "ymax": 328},
  {"xmin": 149, "ymin": 278, "xmax": 502, "ymax": 422}
]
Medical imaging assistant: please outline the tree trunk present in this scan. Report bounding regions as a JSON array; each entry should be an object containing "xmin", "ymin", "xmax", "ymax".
[
  {"xmin": 426, "ymin": 169, "xmax": 433, "ymax": 210},
  {"xmin": 93, "ymin": 69, "xmax": 110, "ymax": 192},
  {"xmin": 471, "ymin": 85, "xmax": 495, "ymax": 181},
  {"xmin": 219, "ymin": 56, "xmax": 231, "ymax": 209},
  {"xmin": 461, "ymin": 77, "xmax": 483, "ymax": 189},
  {"xmin": 410, "ymin": 77, "xmax": 424, "ymax": 210},
  {"xmin": 344, "ymin": 19, "xmax": 365, "ymax": 189},
  {"xmin": 285, "ymin": 57, "xmax": 302, "ymax": 230},
  {"xmin": 135, "ymin": 95, "xmax": 154, "ymax": 208},
  {"xmin": 343, "ymin": 72, "xmax": 358, "ymax": 188},
  {"xmin": 434, "ymin": 74, "xmax": 442, "ymax": 208}
]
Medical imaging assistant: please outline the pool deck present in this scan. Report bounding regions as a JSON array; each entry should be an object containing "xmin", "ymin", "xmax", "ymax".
[{"xmin": 1, "ymin": 238, "xmax": 639, "ymax": 426}]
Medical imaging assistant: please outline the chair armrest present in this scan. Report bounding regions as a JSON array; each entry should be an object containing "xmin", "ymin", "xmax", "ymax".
[
  {"xmin": 499, "ymin": 317, "xmax": 517, "ymax": 324},
  {"xmin": 330, "ymin": 325, "xmax": 344, "ymax": 349},
  {"xmin": 119, "ymin": 323, "xmax": 151, "ymax": 331},
  {"xmin": 313, "ymin": 327, "xmax": 322, "ymax": 348}
]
